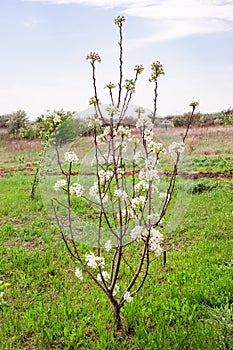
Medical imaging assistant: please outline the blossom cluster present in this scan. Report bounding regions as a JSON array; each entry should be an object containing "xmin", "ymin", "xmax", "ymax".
[
  {"xmin": 139, "ymin": 161, "xmax": 160, "ymax": 182},
  {"xmin": 96, "ymin": 126, "xmax": 112, "ymax": 143},
  {"xmin": 168, "ymin": 141, "xmax": 185, "ymax": 154},
  {"xmin": 75, "ymin": 267, "xmax": 83, "ymax": 281},
  {"xmin": 134, "ymin": 64, "xmax": 144, "ymax": 74},
  {"xmin": 105, "ymin": 82, "xmax": 117, "ymax": 90},
  {"xmin": 89, "ymin": 97, "xmax": 98, "ymax": 106},
  {"xmin": 149, "ymin": 61, "xmax": 165, "ymax": 82},
  {"xmin": 189, "ymin": 101, "xmax": 199, "ymax": 109},
  {"xmin": 64, "ymin": 151, "xmax": 79, "ymax": 164},
  {"xmin": 149, "ymin": 228, "xmax": 163, "ymax": 256},
  {"xmin": 87, "ymin": 117, "xmax": 101, "ymax": 128},
  {"xmin": 124, "ymin": 79, "xmax": 136, "ymax": 92},
  {"xmin": 70, "ymin": 183, "xmax": 84, "ymax": 197},
  {"xmin": 75, "ymin": 265, "xmax": 119, "ymax": 296},
  {"xmin": 118, "ymin": 126, "xmax": 131, "ymax": 138},
  {"xmin": 124, "ymin": 291, "xmax": 133, "ymax": 302},
  {"xmin": 54, "ymin": 179, "xmax": 66, "ymax": 191},
  {"xmin": 97, "ymin": 270, "xmax": 110, "ymax": 282},
  {"xmin": 148, "ymin": 141, "xmax": 166, "ymax": 155},
  {"xmin": 136, "ymin": 116, "xmax": 153, "ymax": 130},
  {"xmin": 85, "ymin": 252, "xmax": 105, "ymax": 269},
  {"xmin": 131, "ymin": 195, "xmax": 146, "ymax": 210},
  {"xmin": 106, "ymin": 105, "xmax": 120, "ymax": 118},
  {"xmin": 96, "ymin": 125, "xmax": 130, "ymax": 144},
  {"xmin": 130, "ymin": 225, "xmax": 145, "ymax": 240},
  {"xmin": 144, "ymin": 128, "xmax": 154, "ymax": 142},
  {"xmin": 114, "ymin": 189, "xmax": 128, "ymax": 201},
  {"xmin": 135, "ymin": 180, "xmax": 149, "ymax": 193},
  {"xmin": 86, "ymin": 51, "xmax": 101, "ymax": 63},
  {"xmin": 89, "ymin": 182, "xmax": 108, "ymax": 203},
  {"xmin": 53, "ymin": 113, "xmax": 61, "ymax": 124},
  {"xmin": 114, "ymin": 15, "xmax": 126, "ymax": 26},
  {"xmin": 104, "ymin": 240, "xmax": 112, "ymax": 252},
  {"xmin": 99, "ymin": 169, "xmax": 113, "ymax": 184}
]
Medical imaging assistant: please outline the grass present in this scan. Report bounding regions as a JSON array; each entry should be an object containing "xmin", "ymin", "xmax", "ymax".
[{"xmin": 0, "ymin": 126, "xmax": 233, "ymax": 349}]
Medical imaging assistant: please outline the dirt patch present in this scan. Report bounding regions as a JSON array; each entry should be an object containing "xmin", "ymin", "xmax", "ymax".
[
  {"xmin": 0, "ymin": 163, "xmax": 232, "ymax": 180},
  {"xmin": 164, "ymin": 170, "xmax": 233, "ymax": 179},
  {"xmin": 0, "ymin": 163, "xmax": 35, "ymax": 176}
]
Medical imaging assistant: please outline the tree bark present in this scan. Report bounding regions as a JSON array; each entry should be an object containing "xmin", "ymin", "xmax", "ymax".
[{"xmin": 113, "ymin": 304, "xmax": 122, "ymax": 330}]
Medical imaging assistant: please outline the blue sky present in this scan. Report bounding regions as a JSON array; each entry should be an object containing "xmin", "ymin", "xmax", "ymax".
[{"xmin": 1, "ymin": 0, "xmax": 233, "ymax": 119}]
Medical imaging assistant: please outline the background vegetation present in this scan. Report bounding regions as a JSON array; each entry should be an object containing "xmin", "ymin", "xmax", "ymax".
[
  {"xmin": 0, "ymin": 121, "xmax": 232, "ymax": 349},
  {"xmin": 1, "ymin": 106, "xmax": 232, "ymax": 140}
]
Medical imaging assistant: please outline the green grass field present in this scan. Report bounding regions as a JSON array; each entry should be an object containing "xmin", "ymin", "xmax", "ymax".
[{"xmin": 0, "ymin": 126, "xmax": 232, "ymax": 349}]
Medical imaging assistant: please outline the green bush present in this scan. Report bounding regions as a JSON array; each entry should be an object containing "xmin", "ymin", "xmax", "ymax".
[
  {"xmin": 7, "ymin": 110, "xmax": 29, "ymax": 137},
  {"xmin": 0, "ymin": 114, "xmax": 11, "ymax": 128}
]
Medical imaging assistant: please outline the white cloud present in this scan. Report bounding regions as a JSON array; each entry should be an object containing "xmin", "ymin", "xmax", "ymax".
[
  {"xmin": 21, "ymin": 0, "xmax": 233, "ymax": 41},
  {"xmin": 124, "ymin": 0, "xmax": 233, "ymax": 21}
]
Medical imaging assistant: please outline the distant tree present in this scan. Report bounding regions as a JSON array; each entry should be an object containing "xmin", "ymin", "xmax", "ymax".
[
  {"xmin": 7, "ymin": 110, "xmax": 29, "ymax": 137},
  {"xmin": 31, "ymin": 110, "xmax": 82, "ymax": 199},
  {"xmin": 221, "ymin": 107, "xmax": 233, "ymax": 126},
  {"xmin": 0, "ymin": 114, "xmax": 11, "ymax": 128}
]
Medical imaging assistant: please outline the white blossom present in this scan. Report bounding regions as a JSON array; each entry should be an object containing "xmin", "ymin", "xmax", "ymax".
[
  {"xmin": 124, "ymin": 291, "xmax": 133, "ymax": 302},
  {"xmin": 114, "ymin": 189, "xmax": 128, "ymax": 201},
  {"xmin": 86, "ymin": 51, "xmax": 101, "ymax": 63},
  {"xmin": 140, "ymin": 167, "xmax": 160, "ymax": 182},
  {"xmin": 64, "ymin": 151, "xmax": 79, "ymax": 164},
  {"xmin": 148, "ymin": 141, "xmax": 165, "ymax": 154},
  {"xmin": 144, "ymin": 128, "xmax": 154, "ymax": 141},
  {"xmin": 116, "ymin": 167, "xmax": 125, "ymax": 177},
  {"xmin": 89, "ymin": 182, "xmax": 98, "ymax": 197},
  {"xmin": 118, "ymin": 126, "xmax": 131, "ymax": 138},
  {"xmin": 97, "ymin": 270, "xmax": 110, "ymax": 282},
  {"xmin": 54, "ymin": 179, "xmax": 66, "ymax": 191},
  {"xmin": 142, "ymin": 158, "xmax": 161, "ymax": 182},
  {"xmin": 113, "ymin": 284, "xmax": 120, "ymax": 296},
  {"xmin": 128, "ymin": 208, "xmax": 139, "ymax": 220},
  {"xmin": 131, "ymin": 196, "xmax": 146, "ymax": 210},
  {"xmin": 150, "ymin": 228, "xmax": 163, "ymax": 256},
  {"xmin": 89, "ymin": 182, "xmax": 108, "ymax": 203},
  {"xmin": 130, "ymin": 226, "xmax": 144, "ymax": 240},
  {"xmin": 85, "ymin": 252, "xmax": 105, "ymax": 269},
  {"xmin": 53, "ymin": 114, "xmax": 61, "ymax": 123},
  {"xmin": 70, "ymin": 183, "xmax": 84, "ymax": 197},
  {"xmin": 87, "ymin": 117, "xmax": 101, "ymax": 128},
  {"xmin": 75, "ymin": 267, "xmax": 83, "ymax": 281},
  {"xmin": 99, "ymin": 169, "xmax": 113, "ymax": 183},
  {"xmin": 96, "ymin": 134, "xmax": 106, "ymax": 143},
  {"xmin": 103, "ymin": 126, "xmax": 111, "ymax": 136},
  {"xmin": 168, "ymin": 141, "xmax": 185, "ymax": 154},
  {"xmin": 136, "ymin": 116, "xmax": 153, "ymax": 130},
  {"xmin": 151, "ymin": 228, "xmax": 163, "ymax": 241},
  {"xmin": 151, "ymin": 244, "xmax": 163, "ymax": 256},
  {"xmin": 135, "ymin": 180, "xmax": 149, "ymax": 193},
  {"xmin": 100, "ymin": 192, "xmax": 108, "ymax": 203},
  {"xmin": 117, "ymin": 209, "xmax": 128, "ymax": 221},
  {"xmin": 106, "ymin": 105, "xmax": 120, "ymax": 117},
  {"xmin": 104, "ymin": 240, "xmax": 112, "ymax": 252}
]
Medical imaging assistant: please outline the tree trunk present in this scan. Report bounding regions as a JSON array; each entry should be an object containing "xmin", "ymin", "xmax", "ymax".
[{"xmin": 113, "ymin": 304, "xmax": 122, "ymax": 330}]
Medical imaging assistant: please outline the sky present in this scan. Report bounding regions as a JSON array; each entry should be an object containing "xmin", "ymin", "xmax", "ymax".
[{"xmin": 1, "ymin": 0, "xmax": 233, "ymax": 119}]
